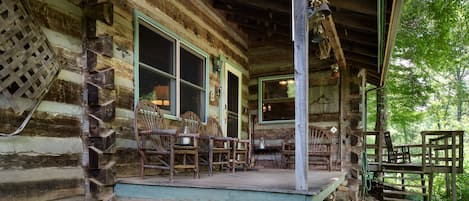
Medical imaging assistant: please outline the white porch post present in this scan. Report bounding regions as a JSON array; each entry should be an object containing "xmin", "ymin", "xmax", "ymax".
[{"xmin": 293, "ymin": 0, "xmax": 309, "ymax": 191}]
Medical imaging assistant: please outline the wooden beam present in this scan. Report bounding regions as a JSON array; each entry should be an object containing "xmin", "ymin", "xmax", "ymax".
[
  {"xmin": 348, "ymin": 61, "xmax": 378, "ymax": 74},
  {"xmin": 229, "ymin": 0, "xmax": 290, "ymax": 13},
  {"xmin": 322, "ymin": 15, "xmax": 347, "ymax": 70},
  {"xmin": 293, "ymin": 0, "xmax": 309, "ymax": 191},
  {"xmin": 334, "ymin": 12, "xmax": 377, "ymax": 33},
  {"xmin": 226, "ymin": 15, "xmax": 290, "ymax": 37},
  {"xmin": 330, "ymin": 0, "xmax": 377, "ymax": 16},
  {"xmin": 380, "ymin": 0, "xmax": 404, "ymax": 86},
  {"xmin": 341, "ymin": 41, "xmax": 377, "ymax": 58},
  {"xmin": 213, "ymin": 0, "xmax": 290, "ymax": 25},
  {"xmin": 344, "ymin": 51, "xmax": 377, "ymax": 66},
  {"xmin": 336, "ymin": 27, "xmax": 377, "ymax": 47}
]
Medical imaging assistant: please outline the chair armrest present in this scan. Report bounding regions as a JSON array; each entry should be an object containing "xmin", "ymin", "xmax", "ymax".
[
  {"xmin": 238, "ymin": 139, "xmax": 250, "ymax": 143},
  {"xmin": 282, "ymin": 142, "xmax": 295, "ymax": 151},
  {"xmin": 178, "ymin": 133, "xmax": 200, "ymax": 138},
  {"xmin": 140, "ymin": 128, "xmax": 177, "ymax": 136},
  {"xmin": 213, "ymin": 136, "xmax": 233, "ymax": 141}
]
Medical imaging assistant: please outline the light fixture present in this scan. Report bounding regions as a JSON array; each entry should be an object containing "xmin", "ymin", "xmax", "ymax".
[
  {"xmin": 309, "ymin": 0, "xmax": 331, "ymax": 17},
  {"xmin": 330, "ymin": 63, "xmax": 340, "ymax": 80},
  {"xmin": 309, "ymin": 0, "xmax": 330, "ymax": 44},
  {"xmin": 152, "ymin": 85, "xmax": 170, "ymax": 106},
  {"xmin": 279, "ymin": 80, "xmax": 287, "ymax": 85},
  {"xmin": 213, "ymin": 56, "xmax": 223, "ymax": 72},
  {"xmin": 287, "ymin": 79, "xmax": 295, "ymax": 84},
  {"xmin": 311, "ymin": 25, "xmax": 325, "ymax": 43}
]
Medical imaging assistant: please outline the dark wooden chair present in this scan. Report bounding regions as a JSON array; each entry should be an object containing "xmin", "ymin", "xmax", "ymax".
[
  {"xmin": 200, "ymin": 117, "xmax": 232, "ymax": 175},
  {"xmin": 309, "ymin": 126, "xmax": 333, "ymax": 171},
  {"xmin": 178, "ymin": 111, "xmax": 201, "ymax": 179},
  {"xmin": 281, "ymin": 126, "xmax": 333, "ymax": 171},
  {"xmin": 134, "ymin": 100, "xmax": 177, "ymax": 181},
  {"xmin": 384, "ymin": 131, "xmax": 411, "ymax": 163},
  {"xmin": 232, "ymin": 137, "xmax": 250, "ymax": 173}
]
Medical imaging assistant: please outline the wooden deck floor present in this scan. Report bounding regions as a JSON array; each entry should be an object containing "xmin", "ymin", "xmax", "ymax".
[{"xmin": 115, "ymin": 169, "xmax": 346, "ymax": 201}]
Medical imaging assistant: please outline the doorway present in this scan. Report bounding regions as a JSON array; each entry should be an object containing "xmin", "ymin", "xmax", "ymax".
[{"xmin": 221, "ymin": 62, "xmax": 241, "ymax": 138}]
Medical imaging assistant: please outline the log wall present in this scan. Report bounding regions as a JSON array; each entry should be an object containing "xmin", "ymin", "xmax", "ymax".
[
  {"xmin": 0, "ymin": 0, "xmax": 84, "ymax": 200},
  {"xmin": 0, "ymin": 0, "xmax": 248, "ymax": 199}
]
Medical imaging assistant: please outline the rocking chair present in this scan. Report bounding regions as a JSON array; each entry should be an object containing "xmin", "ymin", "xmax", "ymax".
[
  {"xmin": 201, "ymin": 117, "xmax": 232, "ymax": 175},
  {"xmin": 384, "ymin": 131, "xmax": 411, "ymax": 163},
  {"xmin": 134, "ymin": 100, "xmax": 177, "ymax": 181},
  {"xmin": 178, "ymin": 111, "xmax": 201, "ymax": 179}
]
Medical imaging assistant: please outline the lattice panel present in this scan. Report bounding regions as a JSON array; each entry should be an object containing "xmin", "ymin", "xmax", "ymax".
[{"xmin": 0, "ymin": 0, "xmax": 59, "ymax": 114}]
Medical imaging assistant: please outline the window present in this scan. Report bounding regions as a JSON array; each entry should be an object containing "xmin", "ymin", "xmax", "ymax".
[
  {"xmin": 135, "ymin": 15, "xmax": 207, "ymax": 121},
  {"xmin": 258, "ymin": 75, "xmax": 295, "ymax": 123}
]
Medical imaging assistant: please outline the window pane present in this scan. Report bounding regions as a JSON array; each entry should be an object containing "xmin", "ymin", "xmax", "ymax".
[
  {"xmin": 262, "ymin": 102, "xmax": 295, "ymax": 121},
  {"xmin": 263, "ymin": 79, "xmax": 295, "ymax": 99},
  {"xmin": 261, "ymin": 77, "xmax": 295, "ymax": 121},
  {"xmin": 180, "ymin": 83, "xmax": 205, "ymax": 120},
  {"xmin": 139, "ymin": 24, "xmax": 174, "ymax": 74},
  {"xmin": 180, "ymin": 47, "xmax": 204, "ymax": 87},
  {"xmin": 227, "ymin": 72, "xmax": 239, "ymax": 113},
  {"xmin": 139, "ymin": 66, "xmax": 174, "ymax": 113}
]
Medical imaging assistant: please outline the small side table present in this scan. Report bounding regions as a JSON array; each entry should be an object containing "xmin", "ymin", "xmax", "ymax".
[{"xmin": 253, "ymin": 145, "xmax": 281, "ymax": 168}]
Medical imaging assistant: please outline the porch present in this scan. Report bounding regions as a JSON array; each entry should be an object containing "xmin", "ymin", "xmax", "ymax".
[{"xmin": 115, "ymin": 169, "xmax": 345, "ymax": 201}]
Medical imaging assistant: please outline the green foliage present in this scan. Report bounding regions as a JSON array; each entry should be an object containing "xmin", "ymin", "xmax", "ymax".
[{"xmin": 368, "ymin": 0, "xmax": 469, "ymax": 199}]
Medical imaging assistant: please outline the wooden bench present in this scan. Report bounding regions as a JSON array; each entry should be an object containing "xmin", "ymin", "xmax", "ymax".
[{"xmin": 281, "ymin": 126, "xmax": 332, "ymax": 171}]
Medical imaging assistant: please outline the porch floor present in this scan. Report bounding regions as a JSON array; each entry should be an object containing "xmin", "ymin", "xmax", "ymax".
[{"xmin": 115, "ymin": 169, "xmax": 345, "ymax": 201}]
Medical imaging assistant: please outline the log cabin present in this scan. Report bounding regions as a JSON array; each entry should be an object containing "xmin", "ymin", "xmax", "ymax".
[{"xmin": 3, "ymin": 1, "xmax": 460, "ymax": 201}]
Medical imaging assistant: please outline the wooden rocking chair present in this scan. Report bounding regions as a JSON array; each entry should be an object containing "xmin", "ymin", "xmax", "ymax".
[
  {"xmin": 384, "ymin": 131, "xmax": 411, "ymax": 163},
  {"xmin": 281, "ymin": 126, "xmax": 332, "ymax": 171},
  {"xmin": 201, "ymin": 117, "xmax": 232, "ymax": 175},
  {"xmin": 134, "ymin": 100, "xmax": 177, "ymax": 181},
  {"xmin": 178, "ymin": 111, "xmax": 201, "ymax": 179}
]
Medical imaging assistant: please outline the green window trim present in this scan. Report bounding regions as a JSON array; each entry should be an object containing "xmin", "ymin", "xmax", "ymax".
[
  {"xmin": 133, "ymin": 9, "xmax": 210, "ymax": 122},
  {"xmin": 258, "ymin": 74, "xmax": 295, "ymax": 124}
]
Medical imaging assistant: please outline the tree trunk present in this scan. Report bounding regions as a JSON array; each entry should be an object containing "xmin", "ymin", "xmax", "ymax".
[
  {"xmin": 375, "ymin": 88, "xmax": 387, "ymax": 131},
  {"xmin": 455, "ymin": 66, "xmax": 464, "ymax": 122}
]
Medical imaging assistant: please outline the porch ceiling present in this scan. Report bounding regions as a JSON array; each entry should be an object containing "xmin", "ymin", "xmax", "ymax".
[{"xmin": 213, "ymin": 0, "xmax": 396, "ymax": 86}]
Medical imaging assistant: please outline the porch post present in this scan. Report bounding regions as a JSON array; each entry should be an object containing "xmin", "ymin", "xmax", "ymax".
[{"xmin": 293, "ymin": 0, "xmax": 309, "ymax": 191}]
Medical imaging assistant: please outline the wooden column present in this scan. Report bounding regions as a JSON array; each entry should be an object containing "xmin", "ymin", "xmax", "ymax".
[{"xmin": 293, "ymin": 0, "xmax": 309, "ymax": 191}]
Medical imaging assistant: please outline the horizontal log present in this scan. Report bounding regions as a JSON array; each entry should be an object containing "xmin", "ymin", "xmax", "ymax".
[
  {"xmin": 0, "ymin": 167, "xmax": 84, "ymax": 200},
  {"xmin": 27, "ymin": 0, "xmax": 82, "ymax": 38},
  {"xmin": 42, "ymin": 79, "xmax": 83, "ymax": 105},
  {"xmin": 127, "ymin": 0, "xmax": 248, "ymax": 68},
  {"xmin": 0, "ymin": 110, "xmax": 81, "ymax": 137},
  {"xmin": 0, "ymin": 153, "xmax": 81, "ymax": 170},
  {"xmin": 0, "ymin": 135, "xmax": 82, "ymax": 154},
  {"xmin": 176, "ymin": 0, "xmax": 248, "ymax": 50},
  {"xmin": 115, "ymin": 86, "xmax": 134, "ymax": 110}
]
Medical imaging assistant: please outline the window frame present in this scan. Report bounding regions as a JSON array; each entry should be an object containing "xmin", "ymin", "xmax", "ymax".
[
  {"xmin": 134, "ymin": 10, "xmax": 209, "ymax": 122},
  {"xmin": 258, "ymin": 74, "xmax": 295, "ymax": 124}
]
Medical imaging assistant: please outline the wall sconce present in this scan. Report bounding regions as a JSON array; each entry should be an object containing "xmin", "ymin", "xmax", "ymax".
[
  {"xmin": 213, "ymin": 56, "xmax": 223, "ymax": 72},
  {"xmin": 330, "ymin": 63, "xmax": 340, "ymax": 80},
  {"xmin": 216, "ymin": 87, "xmax": 222, "ymax": 96}
]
